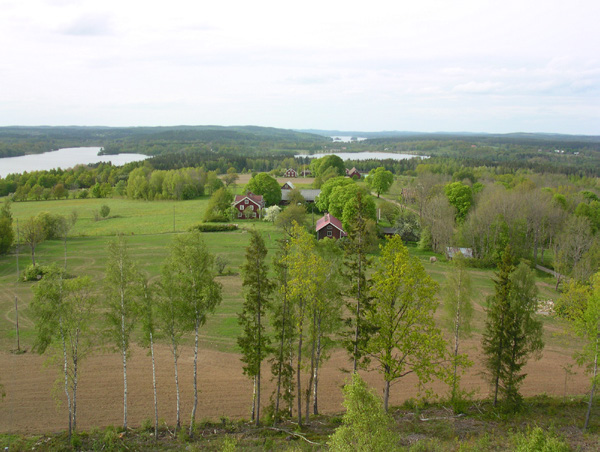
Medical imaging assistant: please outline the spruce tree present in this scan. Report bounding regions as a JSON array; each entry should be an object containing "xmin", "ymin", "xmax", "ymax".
[{"xmin": 238, "ymin": 230, "xmax": 274, "ymax": 426}]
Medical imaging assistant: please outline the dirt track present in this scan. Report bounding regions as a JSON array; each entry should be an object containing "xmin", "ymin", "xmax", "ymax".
[{"xmin": 0, "ymin": 335, "xmax": 590, "ymax": 434}]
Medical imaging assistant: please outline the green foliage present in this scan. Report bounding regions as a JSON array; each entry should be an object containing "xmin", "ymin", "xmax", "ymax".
[
  {"xmin": 366, "ymin": 235, "xmax": 447, "ymax": 410},
  {"xmin": 189, "ymin": 223, "xmax": 238, "ymax": 232},
  {"xmin": 204, "ymin": 188, "xmax": 234, "ymax": 222},
  {"xmin": 444, "ymin": 181, "xmax": 473, "ymax": 222},
  {"xmin": 275, "ymin": 204, "xmax": 306, "ymax": 235},
  {"xmin": 100, "ymin": 204, "xmax": 111, "ymax": 218},
  {"xmin": 245, "ymin": 173, "xmax": 281, "ymax": 206},
  {"xmin": 36, "ymin": 211, "xmax": 67, "ymax": 240},
  {"xmin": 315, "ymin": 176, "xmax": 354, "ymax": 212},
  {"xmin": 311, "ymin": 154, "xmax": 346, "ymax": 179},
  {"xmin": 482, "ymin": 247, "xmax": 544, "ymax": 411},
  {"xmin": 0, "ymin": 199, "xmax": 13, "ymax": 254},
  {"xmin": 237, "ymin": 230, "xmax": 274, "ymax": 423},
  {"xmin": 22, "ymin": 263, "xmax": 51, "ymax": 281},
  {"xmin": 513, "ymin": 426, "xmax": 571, "ymax": 452},
  {"xmin": 327, "ymin": 373, "xmax": 398, "ymax": 451},
  {"xmin": 366, "ymin": 167, "xmax": 394, "ymax": 197}
]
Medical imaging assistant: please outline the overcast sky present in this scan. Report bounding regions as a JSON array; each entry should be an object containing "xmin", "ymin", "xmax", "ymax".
[{"xmin": 1, "ymin": 0, "xmax": 599, "ymax": 134}]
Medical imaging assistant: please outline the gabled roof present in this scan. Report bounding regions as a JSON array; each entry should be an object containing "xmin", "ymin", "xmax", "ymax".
[
  {"xmin": 285, "ymin": 168, "xmax": 297, "ymax": 173},
  {"xmin": 315, "ymin": 213, "xmax": 346, "ymax": 236},
  {"xmin": 281, "ymin": 181, "xmax": 295, "ymax": 189},
  {"xmin": 281, "ymin": 189, "xmax": 321, "ymax": 202},
  {"xmin": 348, "ymin": 167, "xmax": 359, "ymax": 174},
  {"xmin": 233, "ymin": 192, "xmax": 264, "ymax": 206}
]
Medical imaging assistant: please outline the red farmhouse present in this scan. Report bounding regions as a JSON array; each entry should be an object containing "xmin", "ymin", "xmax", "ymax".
[
  {"xmin": 284, "ymin": 168, "xmax": 298, "ymax": 178},
  {"xmin": 233, "ymin": 192, "xmax": 265, "ymax": 219},
  {"xmin": 347, "ymin": 167, "xmax": 361, "ymax": 179},
  {"xmin": 316, "ymin": 213, "xmax": 347, "ymax": 240}
]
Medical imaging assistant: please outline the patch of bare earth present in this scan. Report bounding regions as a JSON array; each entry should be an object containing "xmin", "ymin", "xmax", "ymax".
[{"xmin": 0, "ymin": 334, "xmax": 591, "ymax": 434}]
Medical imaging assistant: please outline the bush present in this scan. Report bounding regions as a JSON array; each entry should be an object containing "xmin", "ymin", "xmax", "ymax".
[
  {"xmin": 328, "ymin": 373, "xmax": 398, "ymax": 451},
  {"xmin": 513, "ymin": 426, "xmax": 570, "ymax": 452},
  {"xmin": 189, "ymin": 223, "xmax": 238, "ymax": 233},
  {"xmin": 100, "ymin": 205, "xmax": 111, "ymax": 218},
  {"xmin": 22, "ymin": 264, "xmax": 50, "ymax": 281}
]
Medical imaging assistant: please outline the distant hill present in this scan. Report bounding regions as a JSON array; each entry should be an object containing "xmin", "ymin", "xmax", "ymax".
[{"xmin": 0, "ymin": 125, "xmax": 329, "ymax": 158}]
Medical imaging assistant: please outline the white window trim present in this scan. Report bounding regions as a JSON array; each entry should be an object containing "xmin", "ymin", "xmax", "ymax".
[{"xmin": 240, "ymin": 205, "xmax": 244, "ymax": 210}]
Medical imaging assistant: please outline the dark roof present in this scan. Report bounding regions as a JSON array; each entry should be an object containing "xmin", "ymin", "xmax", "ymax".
[
  {"xmin": 316, "ymin": 213, "xmax": 346, "ymax": 236},
  {"xmin": 234, "ymin": 192, "xmax": 264, "ymax": 206}
]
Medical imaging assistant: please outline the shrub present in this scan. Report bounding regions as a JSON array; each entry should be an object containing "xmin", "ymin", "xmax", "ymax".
[
  {"xmin": 513, "ymin": 426, "xmax": 570, "ymax": 452},
  {"xmin": 189, "ymin": 223, "xmax": 238, "ymax": 232},
  {"xmin": 22, "ymin": 264, "xmax": 50, "ymax": 281},
  {"xmin": 100, "ymin": 205, "xmax": 111, "ymax": 218},
  {"xmin": 328, "ymin": 373, "xmax": 398, "ymax": 451}
]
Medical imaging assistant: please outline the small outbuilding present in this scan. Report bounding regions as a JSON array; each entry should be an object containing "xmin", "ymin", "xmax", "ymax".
[
  {"xmin": 281, "ymin": 181, "xmax": 295, "ymax": 190},
  {"xmin": 347, "ymin": 167, "xmax": 361, "ymax": 179},
  {"xmin": 446, "ymin": 247, "xmax": 474, "ymax": 259},
  {"xmin": 316, "ymin": 213, "xmax": 347, "ymax": 240}
]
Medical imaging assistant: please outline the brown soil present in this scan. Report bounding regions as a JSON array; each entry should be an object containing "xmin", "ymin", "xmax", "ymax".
[{"xmin": 0, "ymin": 335, "xmax": 590, "ymax": 434}]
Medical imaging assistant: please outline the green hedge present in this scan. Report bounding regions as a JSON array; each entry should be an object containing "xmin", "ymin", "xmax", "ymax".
[{"xmin": 189, "ymin": 223, "xmax": 238, "ymax": 232}]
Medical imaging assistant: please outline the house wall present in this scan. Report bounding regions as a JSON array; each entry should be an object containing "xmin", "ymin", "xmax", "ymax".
[
  {"xmin": 234, "ymin": 199, "xmax": 261, "ymax": 219},
  {"xmin": 317, "ymin": 224, "xmax": 343, "ymax": 240}
]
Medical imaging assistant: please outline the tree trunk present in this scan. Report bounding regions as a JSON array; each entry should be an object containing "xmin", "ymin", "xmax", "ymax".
[
  {"xmin": 31, "ymin": 244, "xmax": 35, "ymax": 266},
  {"xmin": 305, "ymin": 312, "xmax": 317, "ymax": 424},
  {"xmin": 313, "ymin": 315, "xmax": 322, "ymax": 415},
  {"xmin": 61, "ymin": 323, "xmax": 72, "ymax": 440},
  {"xmin": 121, "ymin": 314, "xmax": 128, "ymax": 431},
  {"xmin": 297, "ymin": 326, "xmax": 303, "ymax": 427},
  {"xmin": 72, "ymin": 331, "xmax": 79, "ymax": 432},
  {"xmin": 172, "ymin": 337, "xmax": 181, "ymax": 432},
  {"xmin": 150, "ymin": 332, "xmax": 158, "ymax": 439},
  {"xmin": 251, "ymin": 376, "xmax": 256, "ymax": 422},
  {"xmin": 452, "ymin": 277, "xmax": 462, "ymax": 401},
  {"xmin": 384, "ymin": 366, "xmax": 391, "ymax": 412},
  {"xmin": 190, "ymin": 318, "xmax": 199, "ymax": 437},
  {"xmin": 353, "ymin": 255, "xmax": 361, "ymax": 373},
  {"xmin": 584, "ymin": 335, "xmax": 599, "ymax": 431},
  {"xmin": 256, "ymin": 298, "xmax": 261, "ymax": 427}
]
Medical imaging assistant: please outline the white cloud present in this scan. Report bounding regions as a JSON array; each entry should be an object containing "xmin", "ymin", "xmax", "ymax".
[{"xmin": 0, "ymin": 0, "xmax": 598, "ymax": 133}]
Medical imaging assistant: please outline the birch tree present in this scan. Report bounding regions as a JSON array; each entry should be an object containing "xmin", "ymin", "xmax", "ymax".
[
  {"xmin": 31, "ymin": 268, "xmax": 96, "ymax": 439},
  {"xmin": 157, "ymin": 260, "xmax": 185, "ymax": 432},
  {"xmin": 105, "ymin": 235, "xmax": 138, "ymax": 432},
  {"xmin": 442, "ymin": 253, "xmax": 473, "ymax": 403},
  {"xmin": 286, "ymin": 222, "xmax": 319, "ymax": 426},
  {"xmin": 168, "ymin": 231, "xmax": 222, "ymax": 436},
  {"xmin": 137, "ymin": 274, "xmax": 159, "ymax": 438},
  {"xmin": 558, "ymin": 272, "xmax": 600, "ymax": 430},
  {"xmin": 237, "ymin": 230, "xmax": 274, "ymax": 425},
  {"xmin": 365, "ymin": 236, "xmax": 448, "ymax": 412}
]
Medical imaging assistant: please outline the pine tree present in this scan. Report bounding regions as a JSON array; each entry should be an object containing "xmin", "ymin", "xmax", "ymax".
[
  {"xmin": 269, "ymin": 239, "xmax": 296, "ymax": 423},
  {"xmin": 238, "ymin": 230, "xmax": 274, "ymax": 426},
  {"xmin": 482, "ymin": 246, "xmax": 544, "ymax": 410}
]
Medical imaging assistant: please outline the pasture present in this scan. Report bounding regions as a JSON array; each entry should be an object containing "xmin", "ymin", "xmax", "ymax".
[{"xmin": 0, "ymin": 195, "xmax": 592, "ymax": 436}]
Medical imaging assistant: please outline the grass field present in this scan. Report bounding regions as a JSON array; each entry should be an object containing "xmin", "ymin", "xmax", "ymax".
[{"xmin": 0, "ymin": 194, "xmax": 594, "ymax": 437}]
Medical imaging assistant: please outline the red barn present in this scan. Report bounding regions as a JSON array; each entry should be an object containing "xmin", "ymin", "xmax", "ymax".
[
  {"xmin": 284, "ymin": 168, "xmax": 298, "ymax": 178},
  {"xmin": 316, "ymin": 213, "xmax": 347, "ymax": 240},
  {"xmin": 232, "ymin": 192, "xmax": 265, "ymax": 219},
  {"xmin": 281, "ymin": 181, "xmax": 295, "ymax": 190}
]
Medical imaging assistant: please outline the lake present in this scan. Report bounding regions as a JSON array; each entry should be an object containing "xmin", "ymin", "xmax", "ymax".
[
  {"xmin": 296, "ymin": 151, "xmax": 425, "ymax": 161},
  {"xmin": 0, "ymin": 147, "xmax": 149, "ymax": 178}
]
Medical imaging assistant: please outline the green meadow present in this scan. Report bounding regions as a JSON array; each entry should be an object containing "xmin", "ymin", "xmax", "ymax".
[{"xmin": 0, "ymin": 195, "xmax": 565, "ymax": 355}]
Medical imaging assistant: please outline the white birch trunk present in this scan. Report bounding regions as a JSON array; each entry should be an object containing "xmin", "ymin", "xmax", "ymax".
[
  {"xmin": 150, "ymin": 332, "xmax": 158, "ymax": 439},
  {"xmin": 190, "ymin": 319, "xmax": 199, "ymax": 436}
]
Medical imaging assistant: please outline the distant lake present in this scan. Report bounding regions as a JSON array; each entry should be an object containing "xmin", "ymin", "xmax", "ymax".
[
  {"xmin": 331, "ymin": 136, "xmax": 368, "ymax": 143},
  {"xmin": 296, "ymin": 151, "xmax": 426, "ymax": 161},
  {"xmin": 0, "ymin": 147, "xmax": 149, "ymax": 178}
]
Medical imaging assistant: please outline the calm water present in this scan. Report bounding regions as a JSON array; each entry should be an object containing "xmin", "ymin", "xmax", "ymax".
[
  {"xmin": 296, "ymin": 151, "xmax": 425, "ymax": 161},
  {"xmin": 0, "ymin": 147, "xmax": 149, "ymax": 178},
  {"xmin": 331, "ymin": 135, "xmax": 368, "ymax": 143}
]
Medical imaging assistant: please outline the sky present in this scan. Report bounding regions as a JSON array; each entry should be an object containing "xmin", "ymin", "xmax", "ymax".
[{"xmin": 1, "ymin": 0, "xmax": 599, "ymax": 134}]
